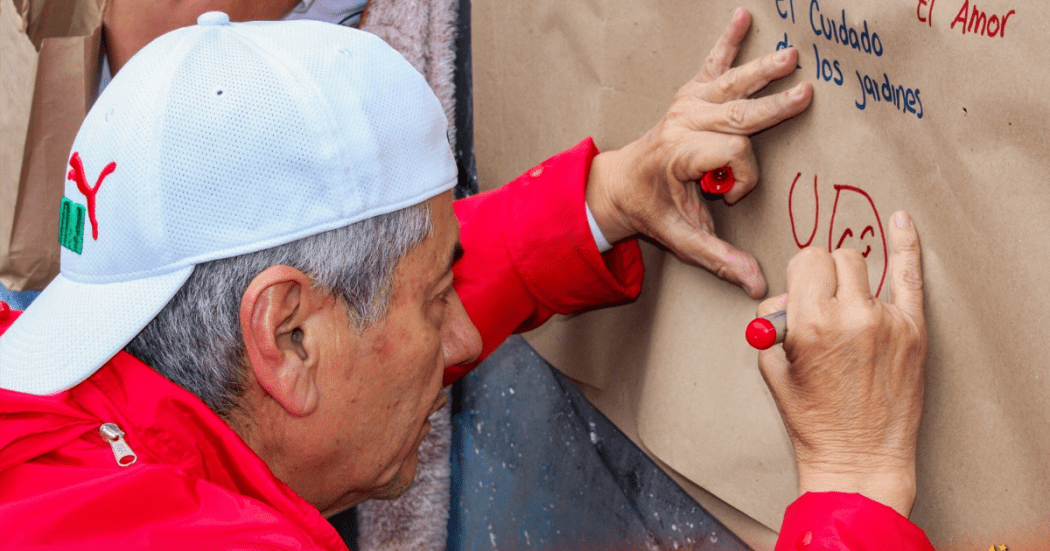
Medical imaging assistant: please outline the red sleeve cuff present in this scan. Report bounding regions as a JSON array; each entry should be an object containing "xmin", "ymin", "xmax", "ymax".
[
  {"xmin": 504, "ymin": 138, "xmax": 643, "ymax": 315},
  {"xmin": 777, "ymin": 492, "xmax": 935, "ymax": 551},
  {"xmin": 444, "ymin": 138, "xmax": 644, "ymax": 386}
]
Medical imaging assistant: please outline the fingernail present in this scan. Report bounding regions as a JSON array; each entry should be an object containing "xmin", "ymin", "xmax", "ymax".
[
  {"xmin": 790, "ymin": 83, "xmax": 807, "ymax": 99},
  {"xmin": 776, "ymin": 49, "xmax": 792, "ymax": 64},
  {"xmin": 895, "ymin": 211, "xmax": 911, "ymax": 228}
]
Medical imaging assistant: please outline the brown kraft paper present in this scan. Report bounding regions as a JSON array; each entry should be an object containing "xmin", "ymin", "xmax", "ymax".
[
  {"xmin": 473, "ymin": 0, "xmax": 1050, "ymax": 547},
  {"xmin": 1, "ymin": 0, "xmax": 103, "ymax": 290}
]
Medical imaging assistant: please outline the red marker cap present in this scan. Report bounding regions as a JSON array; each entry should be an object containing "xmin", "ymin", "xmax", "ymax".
[
  {"xmin": 702, "ymin": 167, "xmax": 734, "ymax": 193},
  {"xmin": 699, "ymin": 167, "xmax": 734, "ymax": 200},
  {"xmin": 745, "ymin": 317, "xmax": 777, "ymax": 350}
]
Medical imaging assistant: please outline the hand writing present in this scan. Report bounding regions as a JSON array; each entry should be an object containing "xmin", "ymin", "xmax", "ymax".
[
  {"xmin": 586, "ymin": 7, "xmax": 813, "ymax": 298},
  {"xmin": 756, "ymin": 211, "xmax": 927, "ymax": 517}
]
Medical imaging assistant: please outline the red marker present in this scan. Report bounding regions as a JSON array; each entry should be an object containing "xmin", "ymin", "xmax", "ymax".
[
  {"xmin": 699, "ymin": 166, "xmax": 734, "ymax": 200},
  {"xmin": 745, "ymin": 309, "xmax": 787, "ymax": 350}
]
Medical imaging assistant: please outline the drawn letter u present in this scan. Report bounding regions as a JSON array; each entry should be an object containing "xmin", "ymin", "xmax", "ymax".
[{"xmin": 788, "ymin": 172, "xmax": 819, "ymax": 249}]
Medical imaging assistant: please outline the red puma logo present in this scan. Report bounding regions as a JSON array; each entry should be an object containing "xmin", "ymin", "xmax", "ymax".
[{"xmin": 67, "ymin": 152, "xmax": 116, "ymax": 240}]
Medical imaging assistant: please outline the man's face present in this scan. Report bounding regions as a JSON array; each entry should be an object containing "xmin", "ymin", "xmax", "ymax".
[{"xmin": 307, "ymin": 191, "xmax": 481, "ymax": 515}]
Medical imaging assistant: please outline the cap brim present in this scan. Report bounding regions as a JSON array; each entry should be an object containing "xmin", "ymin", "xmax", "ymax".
[{"xmin": 0, "ymin": 268, "xmax": 193, "ymax": 395}]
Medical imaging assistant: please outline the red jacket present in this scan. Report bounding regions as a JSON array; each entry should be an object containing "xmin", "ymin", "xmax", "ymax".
[{"xmin": 0, "ymin": 139, "xmax": 932, "ymax": 550}]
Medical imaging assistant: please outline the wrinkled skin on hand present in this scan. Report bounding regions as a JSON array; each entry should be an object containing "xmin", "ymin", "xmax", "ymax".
[
  {"xmin": 757, "ymin": 211, "xmax": 927, "ymax": 517},
  {"xmin": 586, "ymin": 7, "xmax": 813, "ymax": 299}
]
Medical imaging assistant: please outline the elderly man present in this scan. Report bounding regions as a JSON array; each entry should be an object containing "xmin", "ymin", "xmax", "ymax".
[{"xmin": 0, "ymin": 10, "xmax": 930, "ymax": 551}]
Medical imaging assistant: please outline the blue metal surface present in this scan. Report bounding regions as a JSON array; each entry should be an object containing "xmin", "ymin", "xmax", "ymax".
[
  {"xmin": 448, "ymin": 336, "xmax": 750, "ymax": 551},
  {"xmin": 0, "ymin": 284, "xmax": 39, "ymax": 311}
]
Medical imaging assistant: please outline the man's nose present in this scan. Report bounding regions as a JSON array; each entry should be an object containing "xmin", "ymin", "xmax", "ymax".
[{"xmin": 443, "ymin": 290, "xmax": 482, "ymax": 367}]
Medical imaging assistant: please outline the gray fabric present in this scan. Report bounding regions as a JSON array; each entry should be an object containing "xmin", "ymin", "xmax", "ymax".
[{"xmin": 449, "ymin": 336, "xmax": 751, "ymax": 551}]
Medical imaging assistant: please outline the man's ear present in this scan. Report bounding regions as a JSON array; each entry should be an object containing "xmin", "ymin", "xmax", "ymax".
[{"xmin": 240, "ymin": 265, "xmax": 323, "ymax": 417}]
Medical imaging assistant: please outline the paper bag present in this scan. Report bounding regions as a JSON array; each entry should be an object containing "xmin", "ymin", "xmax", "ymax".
[
  {"xmin": 1, "ymin": 0, "xmax": 103, "ymax": 290},
  {"xmin": 473, "ymin": 0, "xmax": 1050, "ymax": 546}
]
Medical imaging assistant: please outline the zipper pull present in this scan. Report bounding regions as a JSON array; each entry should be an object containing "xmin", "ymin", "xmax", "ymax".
[{"xmin": 99, "ymin": 423, "xmax": 138, "ymax": 467}]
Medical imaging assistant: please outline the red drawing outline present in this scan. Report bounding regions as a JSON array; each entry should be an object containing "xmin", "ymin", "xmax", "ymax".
[
  {"xmin": 788, "ymin": 172, "xmax": 819, "ymax": 249},
  {"xmin": 829, "ymin": 185, "xmax": 887, "ymax": 296},
  {"xmin": 834, "ymin": 226, "xmax": 874, "ymax": 258}
]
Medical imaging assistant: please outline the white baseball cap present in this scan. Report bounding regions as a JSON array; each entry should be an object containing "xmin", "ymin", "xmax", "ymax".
[{"xmin": 0, "ymin": 12, "xmax": 457, "ymax": 395}]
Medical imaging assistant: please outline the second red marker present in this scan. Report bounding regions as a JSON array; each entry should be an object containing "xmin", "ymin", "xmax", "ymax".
[{"xmin": 699, "ymin": 166, "xmax": 734, "ymax": 200}]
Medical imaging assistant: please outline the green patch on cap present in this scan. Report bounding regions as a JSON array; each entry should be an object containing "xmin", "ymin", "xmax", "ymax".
[{"xmin": 59, "ymin": 197, "xmax": 86, "ymax": 254}]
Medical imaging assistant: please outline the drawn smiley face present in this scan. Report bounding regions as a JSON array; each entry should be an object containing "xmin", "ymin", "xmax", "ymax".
[{"xmin": 828, "ymin": 184, "xmax": 887, "ymax": 297}]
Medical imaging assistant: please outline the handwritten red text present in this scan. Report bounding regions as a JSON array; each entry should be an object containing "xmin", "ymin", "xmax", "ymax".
[
  {"xmin": 788, "ymin": 172, "xmax": 888, "ymax": 297},
  {"xmin": 916, "ymin": 0, "xmax": 937, "ymax": 27},
  {"xmin": 950, "ymin": 1, "xmax": 1015, "ymax": 38}
]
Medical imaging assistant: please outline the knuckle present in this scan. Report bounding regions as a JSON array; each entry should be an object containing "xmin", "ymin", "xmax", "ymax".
[
  {"xmin": 833, "ymin": 248, "xmax": 869, "ymax": 273},
  {"xmin": 698, "ymin": 65, "xmax": 716, "ymax": 84},
  {"xmin": 756, "ymin": 298, "xmax": 780, "ymax": 317},
  {"xmin": 663, "ymin": 107, "xmax": 688, "ymax": 129},
  {"xmin": 663, "ymin": 99, "xmax": 697, "ymax": 127},
  {"xmin": 787, "ymin": 246, "xmax": 829, "ymax": 280},
  {"xmin": 715, "ymin": 72, "xmax": 737, "ymax": 97},
  {"xmin": 763, "ymin": 51, "xmax": 781, "ymax": 72},
  {"xmin": 725, "ymin": 100, "xmax": 750, "ymax": 127},
  {"xmin": 894, "ymin": 318, "xmax": 928, "ymax": 362},
  {"xmin": 703, "ymin": 52, "xmax": 719, "ymax": 70},
  {"xmin": 740, "ymin": 254, "xmax": 762, "ymax": 280},
  {"xmin": 915, "ymin": 328, "xmax": 930, "ymax": 357},
  {"xmin": 792, "ymin": 311, "xmax": 829, "ymax": 350},
  {"xmin": 832, "ymin": 247, "xmax": 865, "ymax": 263},
  {"xmin": 795, "ymin": 246, "xmax": 829, "ymax": 266},
  {"xmin": 894, "ymin": 236, "xmax": 922, "ymax": 255},
  {"xmin": 773, "ymin": 94, "xmax": 794, "ymax": 117},
  {"xmin": 725, "ymin": 134, "xmax": 751, "ymax": 157},
  {"xmin": 897, "ymin": 266, "xmax": 924, "ymax": 291},
  {"xmin": 842, "ymin": 304, "xmax": 881, "ymax": 334},
  {"xmin": 671, "ymin": 85, "xmax": 693, "ymax": 104},
  {"xmin": 702, "ymin": 50, "xmax": 729, "ymax": 76},
  {"xmin": 903, "ymin": 328, "xmax": 926, "ymax": 356}
]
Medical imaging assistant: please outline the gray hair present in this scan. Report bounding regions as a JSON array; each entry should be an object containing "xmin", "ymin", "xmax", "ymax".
[{"xmin": 125, "ymin": 204, "xmax": 432, "ymax": 417}]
